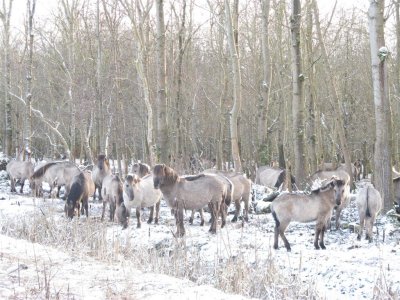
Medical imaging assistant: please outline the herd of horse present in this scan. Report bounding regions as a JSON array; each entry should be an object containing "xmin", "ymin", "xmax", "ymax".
[{"xmin": 5, "ymin": 156, "xmax": 384, "ymax": 251}]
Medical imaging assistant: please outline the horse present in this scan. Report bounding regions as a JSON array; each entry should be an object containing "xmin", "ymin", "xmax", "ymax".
[
  {"xmin": 356, "ymin": 183, "xmax": 382, "ymax": 242},
  {"xmin": 271, "ymin": 177, "xmax": 346, "ymax": 251},
  {"xmin": 255, "ymin": 166, "xmax": 296, "ymax": 191},
  {"xmin": 6, "ymin": 160, "xmax": 34, "ymax": 193},
  {"xmin": 101, "ymin": 174, "xmax": 125, "ymax": 226},
  {"xmin": 153, "ymin": 164, "xmax": 228, "ymax": 237},
  {"xmin": 31, "ymin": 161, "xmax": 80, "ymax": 198},
  {"xmin": 122, "ymin": 174, "xmax": 162, "ymax": 228},
  {"xmin": 204, "ymin": 169, "xmax": 251, "ymax": 222},
  {"xmin": 188, "ymin": 173, "xmax": 233, "ymax": 226},
  {"xmin": 321, "ymin": 161, "xmax": 362, "ymax": 182},
  {"xmin": 92, "ymin": 154, "xmax": 112, "ymax": 201},
  {"xmin": 64, "ymin": 171, "xmax": 95, "ymax": 219},
  {"xmin": 310, "ymin": 169, "xmax": 351, "ymax": 229},
  {"xmin": 130, "ymin": 162, "xmax": 151, "ymax": 177}
]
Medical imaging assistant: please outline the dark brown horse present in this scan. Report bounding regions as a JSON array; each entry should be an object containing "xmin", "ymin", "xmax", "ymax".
[
  {"xmin": 153, "ymin": 164, "xmax": 228, "ymax": 237},
  {"xmin": 65, "ymin": 171, "xmax": 95, "ymax": 219},
  {"xmin": 92, "ymin": 155, "xmax": 112, "ymax": 201}
]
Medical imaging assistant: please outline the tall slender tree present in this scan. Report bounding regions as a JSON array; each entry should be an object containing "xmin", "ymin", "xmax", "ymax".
[
  {"xmin": 290, "ymin": 0, "xmax": 306, "ymax": 188},
  {"xmin": 368, "ymin": 0, "xmax": 393, "ymax": 212},
  {"xmin": 156, "ymin": 0, "xmax": 169, "ymax": 163},
  {"xmin": 224, "ymin": 0, "xmax": 242, "ymax": 172},
  {"xmin": 0, "ymin": 0, "xmax": 13, "ymax": 156},
  {"xmin": 24, "ymin": 0, "xmax": 36, "ymax": 160}
]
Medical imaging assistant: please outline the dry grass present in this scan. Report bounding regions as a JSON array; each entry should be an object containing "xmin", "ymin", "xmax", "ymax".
[{"xmin": 0, "ymin": 207, "xmax": 396, "ymax": 299}]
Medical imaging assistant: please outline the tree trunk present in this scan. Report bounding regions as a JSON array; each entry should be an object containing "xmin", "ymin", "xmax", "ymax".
[
  {"xmin": 313, "ymin": 0, "xmax": 353, "ymax": 187},
  {"xmin": 258, "ymin": 0, "xmax": 271, "ymax": 151},
  {"xmin": 156, "ymin": 0, "xmax": 169, "ymax": 163},
  {"xmin": 224, "ymin": 0, "xmax": 242, "ymax": 172},
  {"xmin": 1, "ymin": 0, "xmax": 13, "ymax": 156},
  {"xmin": 290, "ymin": 0, "xmax": 306, "ymax": 188},
  {"xmin": 368, "ymin": 0, "xmax": 393, "ymax": 213},
  {"xmin": 305, "ymin": 0, "xmax": 318, "ymax": 173},
  {"xmin": 24, "ymin": 0, "xmax": 36, "ymax": 160}
]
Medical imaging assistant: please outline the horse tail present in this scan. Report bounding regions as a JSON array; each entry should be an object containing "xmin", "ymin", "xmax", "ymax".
[
  {"xmin": 32, "ymin": 162, "xmax": 59, "ymax": 179},
  {"xmin": 275, "ymin": 170, "xmax": 286, "ymax": 189},
  {"xmin": 366, "ymin": 185, "xmax": 371, "ymax": 218},
  {"xmin": 272, "ymin": 210, "xmax": 280, "ymax": 228}
]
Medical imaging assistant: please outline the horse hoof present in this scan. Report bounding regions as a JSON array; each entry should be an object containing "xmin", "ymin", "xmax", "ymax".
[
  {"xmin": 231, "ymin": 217, "xmax": 237, "ymax": 222},
  {"xmin": 147, "ymin": 219, "xmax": 153, "ymax": 224},
  {"xmin": 189, "ymin": 217, "xmax": 194, "ymax": 225}
]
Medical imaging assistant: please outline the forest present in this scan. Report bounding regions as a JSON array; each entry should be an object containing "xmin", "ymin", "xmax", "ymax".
[{"xmin": 0, "ymin": 0, "xmax": 398, "ymax": 209}]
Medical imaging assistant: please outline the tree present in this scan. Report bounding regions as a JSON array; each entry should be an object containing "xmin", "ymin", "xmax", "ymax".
[
  {"xmin": 24, "ymin": 0, "xmax": 36, "ymax": 160},
  {"xmin": 312, "ymin": 0, "xmax": 353, "ymax": 187},
  {"xmin": 0, "ymin": 0, "xmax": 13, "ymax": 156},
  {"xmin": 368, "ymin": 0, "xmax": 393, "ymax": 213},
  {"xmin": 290, "ymin": 0, "xmax": 306, "ymax": 188},
  {"xmin": 156, "ymin": 0, "xmax": 169, "ymax": 163},
  {"xmin": 224, "ymin": 0, "xmax": 242, "ymax": 172}
]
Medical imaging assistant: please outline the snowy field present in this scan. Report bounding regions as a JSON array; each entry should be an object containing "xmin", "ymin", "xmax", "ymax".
[{"xmin": 0, "ymin": 168, "xmax": 399, "ymax": 299}]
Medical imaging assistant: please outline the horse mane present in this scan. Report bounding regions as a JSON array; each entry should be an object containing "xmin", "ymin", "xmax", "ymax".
[
  {"xmin": 139, "ymin": 163, "xmax": 150, "ymax": 175},
  {"xmin": 32, "ymin": 162, "xmax": 58, "ymax": 179},
  {"xmin": 184, "ymin": 174, "xmax": 205, "ymax": 181}
]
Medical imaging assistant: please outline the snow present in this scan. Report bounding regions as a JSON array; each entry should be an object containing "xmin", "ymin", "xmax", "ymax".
[{"xmin": 0, "ymin": 166, "xmax": 399, "ymax": 299}]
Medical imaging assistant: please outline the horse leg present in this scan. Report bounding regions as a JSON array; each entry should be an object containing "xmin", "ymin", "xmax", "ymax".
[
  {"xmin": 136, "ymin": 207, "xmax": 141, "ymax": 228},
  {"xmin": 366, "ymin": 217, "xmax": 373, "ymax": 242},
  {"xmin": 278, "ymin": 223, "xmax": 291, "ymax": 251},
  {"xmin": 10, "ymin": 177, "xmax": 16, "ymax": 193},
  {"xmin": 220, "ymin": 201, "xmax": 227, "ymax": 228},
  {"xmin": 101, "ymin": 199, "xmax": 106, "ymax": 221},
  {"xmin": 147, "ymin": 206, "xmax": 154, "ymax": 224},
  {"xmin": 84, "ymin": 198, "xmax": 89, "ymax": 218},
  {"xmin": 199, "ymin": 209, "xmax": 204, "ymax": 226},
  {"xmin": 208, "ymin": 202, "xmax": 217, "ymax": 234},
  {"xmin": 357, "ymin": 214, "xmax": 365, "ymax": 241},
  {"xmin": 154, "ymin": 201, "xmax": 160, "ymax": 224},
  {"xmin": 20, "ymin": 178, "xmax": 25, "ymax": 194},
  {"xmin": 243, "ymin": 197, "xmax": 249, "ymax": 222},
  {"xmin": 231, "ymin": 199, "xmax": 241, "ymax": 223},
  {"xmin": 109, "ymin": 200, "xmax": 115, "ymax": 221},
  {"xmin": 56, "ymin": 186, "xmax": 61, "ymax": 198},
  {"xmin": 174, "ymin": 206, "xmax": 185, "ymax": 237},
  {"xmin": 335, "ymin": 207, "xmax": 342, "ymax": 230},
  {"xmin": 189, "ymin": 210, "xmax": 195, "ymax": 225},
  {"xmin": 319, "ymin": 223, "xmax": 327, "ymax": 249}
]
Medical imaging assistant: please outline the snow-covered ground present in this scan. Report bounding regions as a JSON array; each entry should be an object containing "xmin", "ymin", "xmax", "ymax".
[{"xmin": 0, "ymin": 168, "xmax": 399, "ymax": 299}]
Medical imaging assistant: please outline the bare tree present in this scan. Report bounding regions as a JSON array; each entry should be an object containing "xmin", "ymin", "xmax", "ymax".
[
  {"xmin": 23, "ymin": 0, "xmax": 36, "ymax": 160},
  {"xmin": 258, "ymin": 0, "xmax": 271, "ymax": 154},
  {"xmin": 224, "ymin": 0, "xmax": 242, "ymax": 172},
  {"xmin": 312, "ymin": 0, "xmax": 353, "ymax": 187},
  {"xmin": 368, "ymin": 0, "xmax": 393, "ymax": 213},
  {"xmin": 290, "ymin": 0, "xmax": 306, "ymax": 188},
  {"xmin": 155, "ymin": 0, "xmax": 169, "ymax": 163},
  {"xmin": 0, "ymin": 0, "xmax": 13, "ymax": 156}
]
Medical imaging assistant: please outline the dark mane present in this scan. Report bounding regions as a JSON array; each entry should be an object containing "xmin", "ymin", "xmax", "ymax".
[
  {"xmin": 154, "ymin": 164, "xmax": 179, "ymax": 186},
  {"xmin": 184, "ymin": 174, "xmax": 205, "ymax": 181},
  {"xmin": 32, "ymin": 162, "xmax": 58, "ymax": 179},
  {"xmin": 139, "ymin": 163, "xmax": 150, "ymax": 176}
]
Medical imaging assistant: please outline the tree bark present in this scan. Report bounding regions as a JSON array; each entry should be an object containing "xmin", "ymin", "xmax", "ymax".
[
  {"xmin": 368, "ymin": 0, "xmax": 393, "ymax": 213},
  {"xmin": 258, "ymin": 0, "xmax": 271, "ymax": 148},
  {"xmin": 224, "ymin": 0, "xmax": 242, "ymax": 172},
  {"xmin": 291, "ymin": 0, "xmax": 306, "ymax": 188},
  {"xmin": 0, "ymin": 0, "xmax": 13, "ymax": 156},
  {"xmin": 156, "ymin": 0, "xmax": 169, "ymax": 163},
  {"xmin": 24, "ymin": 0, "xmax": 36, "ymax": 160}
]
